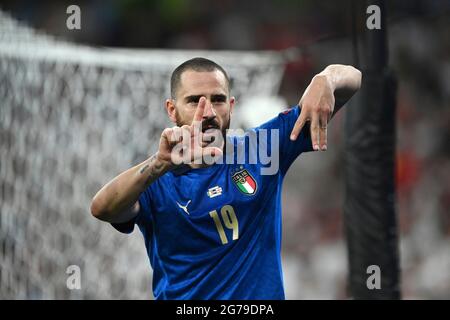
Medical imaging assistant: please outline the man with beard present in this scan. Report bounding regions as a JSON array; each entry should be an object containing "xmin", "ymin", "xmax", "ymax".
[{"xmin": 90, "ymin": 57, "xmax": 361, "ymax": 299}]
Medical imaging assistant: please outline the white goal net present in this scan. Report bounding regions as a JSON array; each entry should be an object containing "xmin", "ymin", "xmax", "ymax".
[{"xmin": 0, "ymin": 10, "xmax": 286, "ymax": 299}]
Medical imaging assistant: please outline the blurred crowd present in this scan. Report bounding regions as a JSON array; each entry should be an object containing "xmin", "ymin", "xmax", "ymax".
[
  {"xmin": 282, "ymin": 12, "xmax": 450, "ymax": 298},
  {"xmin": 391, "ymin": 15, "xmax": 450, "ymax": 298},
  {"xmin": 1, "ymin": 0, "xmax": 449, "ymax": 299}
]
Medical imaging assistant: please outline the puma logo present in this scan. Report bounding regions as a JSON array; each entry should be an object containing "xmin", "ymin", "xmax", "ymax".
[{"xmin": 176, "ymin": 200, "xmax": 191, "ymax": 215}]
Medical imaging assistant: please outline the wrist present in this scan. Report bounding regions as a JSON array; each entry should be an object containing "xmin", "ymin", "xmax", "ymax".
[
  {"xmin": 312, "ymin": 73, "xmax": 335, "ymax": 92},
  {"xmin": 154, "ymin": 152, "xmax": 175, "ymax": 173}
]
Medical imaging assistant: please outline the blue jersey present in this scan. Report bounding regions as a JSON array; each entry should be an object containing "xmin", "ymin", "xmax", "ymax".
[{"xmin": 112, "ymin": 105, "xmax": 313, "ymax": 299}]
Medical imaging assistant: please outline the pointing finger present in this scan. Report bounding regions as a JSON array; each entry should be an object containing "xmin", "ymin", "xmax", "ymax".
[
  {"xmin": 192, "ymin": 96, "xmax": 206, "ymax": 126},
  {"xmin": 290, "ymin": 110, "xmax": 308, "ymax": 141}
]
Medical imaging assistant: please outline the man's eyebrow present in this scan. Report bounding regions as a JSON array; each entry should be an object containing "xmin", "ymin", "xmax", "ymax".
[
  {"xmin": 184, "ymin": 95, "xmax": 202, "ymax": 102},
  {"xmin": 183, "ymin": 94, "xmax": 227, "ymax": 102},
  {"xmin": 211, "ymin": 94, "xmax": 227, "ymax": 100}
]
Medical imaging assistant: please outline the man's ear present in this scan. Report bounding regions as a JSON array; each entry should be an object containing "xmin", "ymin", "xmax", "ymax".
[
  {"xmin": 229, "ymin": 96, "xmax": 235, "ymax": 115},
  {"xmin": 165, "ymin": 98, "xmax": 177, "ymax": 124}
]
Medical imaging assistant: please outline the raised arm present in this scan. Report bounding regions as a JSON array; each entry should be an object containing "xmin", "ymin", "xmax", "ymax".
[{"xmin": 290, "ymin": 64, "xmax": 362, "ymax": 151}]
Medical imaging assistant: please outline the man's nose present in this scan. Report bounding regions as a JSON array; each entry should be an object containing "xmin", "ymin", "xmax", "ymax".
[{"xmin": 203, "ymin": 99, "xmax": 216, "ymax": 118}]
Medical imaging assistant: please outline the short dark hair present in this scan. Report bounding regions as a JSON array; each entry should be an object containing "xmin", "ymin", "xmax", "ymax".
[{"xmin": 170, "ymin": 57, "xmax": 230, "ymax": 98}]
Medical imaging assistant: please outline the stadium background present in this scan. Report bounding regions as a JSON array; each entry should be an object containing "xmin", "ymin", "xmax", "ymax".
[{"xmin": 0, "ymin": 0, "xmax": 449, "ymax": 299}]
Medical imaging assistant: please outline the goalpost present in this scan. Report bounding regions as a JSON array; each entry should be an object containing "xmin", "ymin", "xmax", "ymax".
[{"xmin": 0, "ymin": 10, "xmax": 287, "ymax": 299}]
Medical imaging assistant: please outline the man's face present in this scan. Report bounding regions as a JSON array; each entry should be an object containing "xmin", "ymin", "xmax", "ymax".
[{"xmin": 168, "ymin": 69, "xmax": 235, "ymax": 141}]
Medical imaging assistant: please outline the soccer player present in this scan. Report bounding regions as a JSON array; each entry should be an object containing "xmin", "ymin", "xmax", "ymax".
[{"xmin": 90, "ymin": 58, "xmax": 361, "ymax": 299}]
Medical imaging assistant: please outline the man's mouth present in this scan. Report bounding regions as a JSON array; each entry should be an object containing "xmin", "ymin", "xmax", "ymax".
[
  {"xmin": 200, "ymin": 122, "xmax": 221, "ymax": 147},
  {"xmin": 201, "ymin": 123, "xmax": 220, "ymax": 133}
]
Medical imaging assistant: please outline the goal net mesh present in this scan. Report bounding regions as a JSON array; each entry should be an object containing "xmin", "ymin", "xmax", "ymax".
[{"xmin": 0, "ymin": 10, "xmax": 286, "ymax": 299}]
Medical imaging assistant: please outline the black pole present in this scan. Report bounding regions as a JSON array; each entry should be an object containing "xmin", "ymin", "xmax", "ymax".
[{"xmin": 344, "ymin": 0, "xmax": 401, "ymax": 299}]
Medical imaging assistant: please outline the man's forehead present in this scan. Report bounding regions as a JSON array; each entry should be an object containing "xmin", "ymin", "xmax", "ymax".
[{"xmin": 178, "ymin": 70, "xmax": 228, "ymax": 96}]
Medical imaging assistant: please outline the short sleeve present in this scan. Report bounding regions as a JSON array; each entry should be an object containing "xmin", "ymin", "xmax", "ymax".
[
  {"xmin": 256, "ymin": 105, "xmax": 313, "ymax": 175},
  {"xmin": 110, "ymin": 187, "xmax": 153, "ymax": 234}
]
